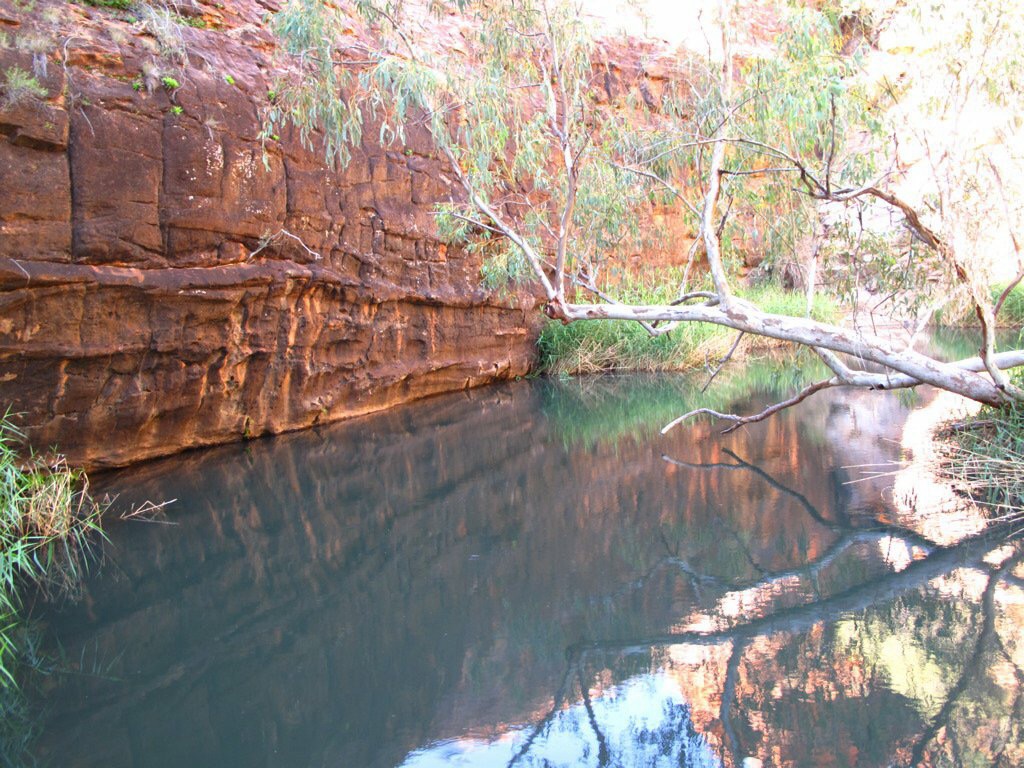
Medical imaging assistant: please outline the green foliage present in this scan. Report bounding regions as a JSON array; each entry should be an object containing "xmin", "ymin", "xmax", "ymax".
[
  {"xmin": 726, "ymin": 7, "xmax": 881, "ymax": 270},
  {"xmin": 175, "ymin": 13, "xmax": 208, "ymax": 28},
  {"xmin": 170, "ymin": 104, "xmax": 183, "ymax": 115},
  {"xmin": 479, "ymin": 246, "xmax": 530, "ymax": 291},
  {"xmin": 820, "ymin": 214, "xmax": 937, "ymax": 318},
  {"xmin": 270, "ymin": 0, "xmax": 654, "ymax": 284},
  {"xmin": 265, "ymin": 0, "xmax": 368, "ymax": 165},
  {"xmin": 993, "ymin": 282, "xmax": 1024, "ymax": 327},
  {"xmin": 160, "ymin": 75, "xmax": 180, "ymax": 90},
  {"xmin": 935, "ymin": 283, "xmax": 1024, "ymax": 328},
  {"xmin": 268, "ymin": 0, "xmax": 1021, "ymax": 357},
  {"xmin": 131, "ymin": 75, "xmax": 143, "ymax": 91},
  {"xmin": 740, "ymin": 9, "xmax": 878, "ymax": 164},
  {"xmin": 223, "ymin": 73, "xmax": 235, "ymax": 86},
  {"xmin": 1, "ymin": 66, "xmax": 47, "ymax": 105},
  {"xmin": 605, "ymin": 5, "xmax": 886, "ymax": 277},
  {"xmin": 0, "ymin": 413, "xmax": 104, "ymax": 686}
]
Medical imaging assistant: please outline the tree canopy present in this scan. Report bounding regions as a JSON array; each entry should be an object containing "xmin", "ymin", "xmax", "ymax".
[{"xmin": 266, "ymin": 0, "xmax": 1024, "ymax": 424}]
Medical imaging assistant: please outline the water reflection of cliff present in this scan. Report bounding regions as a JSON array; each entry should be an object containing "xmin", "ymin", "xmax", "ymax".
[{"xmin": 28, "ymin": 374, "xmax": 1024, "ymax": 767}]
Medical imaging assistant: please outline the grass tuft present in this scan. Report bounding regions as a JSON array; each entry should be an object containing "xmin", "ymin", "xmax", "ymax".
[
  {"xmin": 80, "ymin": 0, "xmax": 134, "ymax": 9},
  {"xmin": 0, "ymin": 412, "xmax": 104, "ymax": 686},
  {"xmin": 1, "ymin": 66, "xmax": 47, "ymax": 106}
]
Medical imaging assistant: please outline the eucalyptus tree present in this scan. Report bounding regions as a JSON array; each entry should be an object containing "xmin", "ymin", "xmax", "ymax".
[{"xmin": 266, "ymin": 0, "xmax": 1024, "ymax": 426}]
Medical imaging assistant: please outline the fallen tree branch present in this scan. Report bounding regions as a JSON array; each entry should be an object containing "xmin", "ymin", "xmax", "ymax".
[
  {"xmin": 556, "ymin": 299, "xmax": 1024, "ymax": 406},
  {"xmin": 661, "ymin": 378, "xmax": 835, "ymax": 434}
]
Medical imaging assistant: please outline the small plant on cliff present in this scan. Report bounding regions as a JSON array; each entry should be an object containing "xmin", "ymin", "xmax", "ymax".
[
  {"xmin": 79, "ymin": 0, "xmax": 134, "ymax": 10},
  {"xmin": 1, "ymin": 66, "xmax": 47, "ymax": 106},
  {"xmin": 0, "ymin": 413, "xmax": 104, "ymax": 685},
  {"xmin": 174, "ymin": 13, "xmax": 209, "ymax": 29},
  {"xmin": 160, "ymin": 75, "xmax": 180, "ymax": 90},
  {"xmin": 137, "ymin": 3, "xmax": 189, "ymax": 63}
]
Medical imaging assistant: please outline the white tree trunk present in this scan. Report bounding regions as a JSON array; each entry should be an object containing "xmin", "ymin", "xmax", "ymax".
[{"xmin": 555, "ymin": 299, "xmax": 1017, "ymax": 406}]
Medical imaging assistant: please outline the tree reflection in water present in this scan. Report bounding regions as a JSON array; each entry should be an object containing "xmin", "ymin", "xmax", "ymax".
[
  {"xmin": 485, "ymin": 448, "xmax": 1024, "ymax": 768},
  {"xmin": 397, "ymin": 450, "xmax": 1024, "ymax": 767}
]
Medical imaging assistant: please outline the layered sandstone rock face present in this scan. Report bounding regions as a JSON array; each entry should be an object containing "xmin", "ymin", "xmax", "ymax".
[{"xmin": 0, "ymin": 0, "xmax": 541, "ymax": 468}]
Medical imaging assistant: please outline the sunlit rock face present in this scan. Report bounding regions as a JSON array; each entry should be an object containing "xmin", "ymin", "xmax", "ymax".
[{"xmin": 0, "ymin": 0, "xmax": 544, "ymax": 468}]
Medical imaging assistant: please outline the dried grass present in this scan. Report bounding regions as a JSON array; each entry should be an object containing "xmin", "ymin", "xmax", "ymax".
[{"xmin": 936, "ymin": 402, "xmax": 1024, "ymax": 529}]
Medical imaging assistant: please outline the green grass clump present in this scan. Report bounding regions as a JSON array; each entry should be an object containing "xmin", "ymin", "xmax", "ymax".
[
  {"xmin": 0, "ymin": 413, "xmax": 103, "ymax": 686},
  {"xmin": 537, "ymin": 278, "xmax": 839, "ymax": 374},
  {"xmin": 175, "ymin": 13, "xmax": 208, "ymax": 28},
  {"xmin": 1, "ymin": 66, "xmax": 47, "ymax": 106}
]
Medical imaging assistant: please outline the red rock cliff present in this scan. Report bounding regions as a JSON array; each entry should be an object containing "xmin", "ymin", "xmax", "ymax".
[{"xmin": 0, "ymin": 0, "xmax": 541, "ymax": 469}]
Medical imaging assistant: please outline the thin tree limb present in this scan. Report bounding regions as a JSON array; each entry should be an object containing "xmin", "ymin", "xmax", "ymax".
[
  {"xmin": 661, "ymin": 378, "xmax": 835, "ymax": 434},
  {"xmin": 701, "ymin": 331, "xmax": 745, "ymax": 393}
]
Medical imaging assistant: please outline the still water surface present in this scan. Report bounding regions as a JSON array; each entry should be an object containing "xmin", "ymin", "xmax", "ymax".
[{"xmin": 27, "ymin": 372, "xmax": 1024, "ymax": 767}]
